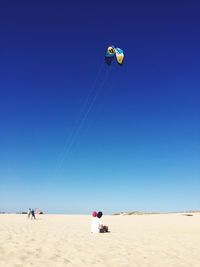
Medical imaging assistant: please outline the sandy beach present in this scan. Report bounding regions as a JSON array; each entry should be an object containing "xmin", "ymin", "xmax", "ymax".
[{"xmin": 0, "ymin": 213, "xmax": 200, "ymax": 267}]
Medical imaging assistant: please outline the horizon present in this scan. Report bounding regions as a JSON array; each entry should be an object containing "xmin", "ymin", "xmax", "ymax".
[
  {"xmin": 1, "ymin": 1, "xmax": 200, "ymax": 214},
  {"xmin": 1, "ymin": 209, "xmax": 200, "ymax": 215}
]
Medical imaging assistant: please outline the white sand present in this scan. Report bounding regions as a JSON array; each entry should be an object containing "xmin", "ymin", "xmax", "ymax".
[{"xmin": 0, "ymin": 213, "xmax": 200, "ymax": 267}]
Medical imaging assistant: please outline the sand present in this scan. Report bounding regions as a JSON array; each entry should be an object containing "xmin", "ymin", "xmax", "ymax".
[{"xmin": 0, "ymin": 213, "xmax": 200, "ymax": 267}]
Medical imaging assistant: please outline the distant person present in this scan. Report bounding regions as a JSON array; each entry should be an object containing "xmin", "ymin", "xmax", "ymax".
[
  {"xmin": 91, "ymin": 211, "xmax": 108, "ymax": 233},
  {"xmin": 31, "ymin": 209, "xmax": 36, "ymax": 220},
  {"xmin": 27, "ymin": 208, "xmax": 31, "ymax": 219}
]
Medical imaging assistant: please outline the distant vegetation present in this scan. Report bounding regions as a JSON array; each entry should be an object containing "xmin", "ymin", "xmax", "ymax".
[
  {"xmin": 113, "ymin": 210, "xmax": 200, "ymax": 215},
  {"xmin": 113, "ymin": 211, "xmax": 160, "ymax": 215}
]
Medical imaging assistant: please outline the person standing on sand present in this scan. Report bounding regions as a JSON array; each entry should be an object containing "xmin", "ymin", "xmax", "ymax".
[
  {"xmin": 31, "ymin": 209, "xmax": 36, "ymax": 220},
  {"xmin": 27, "ymin": 208, "xmax": 31, "ymax": 219}
]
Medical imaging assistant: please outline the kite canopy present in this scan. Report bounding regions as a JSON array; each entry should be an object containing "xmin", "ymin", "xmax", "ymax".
[{"xmin": 105, "ymin": 46, "xmax": 124, "ymax": 66}]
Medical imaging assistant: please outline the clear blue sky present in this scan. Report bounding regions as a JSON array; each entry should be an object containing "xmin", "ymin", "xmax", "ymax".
[{"xmin": 0, "ymin": 1, "xmax": 199, "ymax": 214}]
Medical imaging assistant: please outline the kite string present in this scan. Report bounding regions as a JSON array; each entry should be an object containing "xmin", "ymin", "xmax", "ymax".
[
  {"xmin": 55, "ymin": 62, "xmax": 106, "ymax": 170},
  {"xmin": 59, "ymin": 62, "xmax": 104, "ymax": 158},
  {"xmin": 57, "ymin": 66, "xmax": 111, "ymax": 169},
  {"xmin": 62, "ymin": 67, "xmax": 111, "ymax": 154}
]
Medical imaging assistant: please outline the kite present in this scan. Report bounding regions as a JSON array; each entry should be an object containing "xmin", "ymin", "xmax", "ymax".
[{"xmin": 105, "ymin": 46, "xmax": 124, "ymax": 66}]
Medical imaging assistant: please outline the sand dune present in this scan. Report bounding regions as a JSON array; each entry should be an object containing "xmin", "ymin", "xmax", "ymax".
[{"xmin": 0, "ymin": 213, "xmax": 200, "ymax": 266}]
